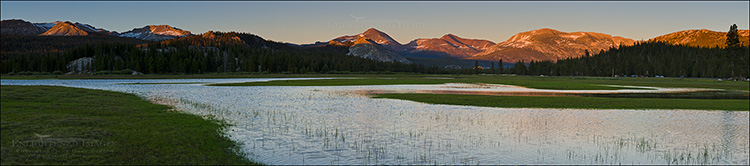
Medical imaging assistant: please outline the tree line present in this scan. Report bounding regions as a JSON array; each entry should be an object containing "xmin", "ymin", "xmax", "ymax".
[
  {"xmin": 3, "ymin": 40, "xmax": 746, "ymax": 78},
  {"xmin": 2, "ymin": 25, "xmax": 747, "ymax": 79},
  {"xmin": 479, "ymin": 24, "xmax": 748, "ymax": 79},
  {"xmin": 1, "ymin": 40, "xmax": 430, "ymax": 74}
]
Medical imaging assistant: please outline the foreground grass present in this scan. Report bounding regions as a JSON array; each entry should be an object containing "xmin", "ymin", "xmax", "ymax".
[
  {"xmin": 0, "ymin": 85, "xmax": 258, "ymax": 165},
  {"xmin": 373, "ymin": 93, "xmax": 749, "ymax": 111},
  {"xmin": 210, "ymin": 75, "xmax": 749, "ymax": 91}
]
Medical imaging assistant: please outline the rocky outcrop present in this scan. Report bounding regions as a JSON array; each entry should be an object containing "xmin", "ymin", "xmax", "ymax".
[
  {"xmin": 120, "ymin": 25, "xmax": 191, "ymax": 41},
  {"xmin": 66, "ymin": 57, "xmax": 93, "ymax": 74},
  {"xmin": 40, "ymin": 21, "xmax": 89, "ymax": 36},
  {"xmin": 0, "ymin": 19, "xmax": 47, "ymax": 35},
  {"xmin": 347, "ymin": 38, "xmax": 411, "ymax": 64}
]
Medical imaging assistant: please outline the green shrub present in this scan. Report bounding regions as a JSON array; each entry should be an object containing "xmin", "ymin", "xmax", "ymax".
[
  {"xmin": 112, "ymin": 69, "xmax": 134, "ymax": 75},
  {"xmin": 93, "ymin": 70, "xmax": 111, "ymax": 75}
]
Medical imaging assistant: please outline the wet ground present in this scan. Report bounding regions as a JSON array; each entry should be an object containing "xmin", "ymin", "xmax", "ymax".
[{"xmin": 2, "ymin": 78, "xmax": 747, "ymax": 165}]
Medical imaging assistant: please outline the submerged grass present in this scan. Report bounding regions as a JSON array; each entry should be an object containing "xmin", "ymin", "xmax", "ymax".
[
  {"xmin": 0, "ymin": 85, "xmax": 259, "ymax": 165},
  {"xmin": 210, "ymin": 77, "xmax": 648, "ymax": 90},
  {"xmin": 118, "ymin": 82, "xmax": 209, "ymax": 85},
  {"xmin": 373, "ymin": 93, "xmax": 749, "ymax": 111}
]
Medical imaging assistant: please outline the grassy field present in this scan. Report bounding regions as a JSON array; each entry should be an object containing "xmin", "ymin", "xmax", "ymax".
[
  {"xmin": 0, "ymin": 85, "xmax": 258, "ymax": 165},
  {"xmin": 209, "ymin": 75, "xmax": 749, "ymax": 91},
  {"xmin": 373, "ymin": 93, "xmax": 750, "ymax": 111}
]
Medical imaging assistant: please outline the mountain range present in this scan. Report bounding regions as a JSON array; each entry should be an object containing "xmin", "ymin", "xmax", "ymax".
[
  {"xmin": 321, "ymin": 28, "xmax": 635, "ymax": 63},
  {"xmin": 3, "ymin": 18, "xmax": 748, "ymax": 65},
  {"xmin": 1, "ymin": 19, "xmax": 190, "ymax": 41},
  {"xmin": 405, "ymin": 34, "xmax": 496, "ymax": 58},
  {"xmin": 469, "ymin": 28, "xmax": 636, "ymax": 62}
]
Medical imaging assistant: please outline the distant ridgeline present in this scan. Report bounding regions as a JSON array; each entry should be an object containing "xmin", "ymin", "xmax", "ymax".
[{"xmin": 1, "ymin": 20, "xmax": 747, "ymax": 78}]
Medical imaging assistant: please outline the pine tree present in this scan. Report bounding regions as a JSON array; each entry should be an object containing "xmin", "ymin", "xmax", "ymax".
[
  {"xmin": 498, "ymin": 59, "xmax": 503, "ymax": 74},
  {"xmin": 726, "ymin": 24, "xmax": 740, "ymax": 49},
  {"xmin": 474, "ymin": 60, "xmax": 479, "ymax": 74},
  {"xmin": 513, "ymin": 60, "xmax": 526, "ymax": 75},
  {"xmin": 726, "ymin": 24, "xmax": 741, "ymax": 78},
  {"xmin": 490, "ymin": 62, "xmax": 495, "ymax": 74}
]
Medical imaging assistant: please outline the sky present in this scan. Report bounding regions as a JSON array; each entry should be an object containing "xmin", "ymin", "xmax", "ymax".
[{"xmin": 2, "ymin": 1, "xmax": 748, "ymax": 44}]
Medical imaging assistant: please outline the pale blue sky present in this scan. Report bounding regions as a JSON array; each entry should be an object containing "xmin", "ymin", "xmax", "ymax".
[{"xmin": 2, "ymin": 1, "xmax": 748, "ymax": 44}]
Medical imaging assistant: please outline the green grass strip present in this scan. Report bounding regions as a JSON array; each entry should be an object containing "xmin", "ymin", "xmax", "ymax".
[
  {"xmin": 373, "ymin": 93, "xmax": 749, "ymax": 111},
  {"xmin": 0, "ymin": 85, "xmax": 259, "ymax": 165}
]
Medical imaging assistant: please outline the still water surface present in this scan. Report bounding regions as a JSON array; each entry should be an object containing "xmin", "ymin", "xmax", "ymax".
[{"xmin": 2, "ymin": 78, "xmax": 748, "ymax": 165}]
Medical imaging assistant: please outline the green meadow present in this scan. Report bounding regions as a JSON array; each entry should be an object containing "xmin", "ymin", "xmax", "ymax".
[{"xmin": 0, "ymin": 85, "xmax": 259, "ymax": 165}]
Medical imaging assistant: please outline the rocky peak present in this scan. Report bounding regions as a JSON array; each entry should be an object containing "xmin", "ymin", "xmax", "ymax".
[
  {"xmin": 331, "ymin": 28, "xmax": 402, "ymax": 47},
  {"xmin": 359, "ymin": 28, "xmax": 400, "ymax": 45},
  {"xmin": 439, "ymin": 34, "xmax": 460, "ymax": 41},
  {"xmin": 202, "ymin": 31, "xmax": 216, "ymax": 39},
  {"xmin": 40, "ymin": 21, "xmax": 89, "ymax": 36},
  {"xmin": 146, "ymin": 25, "xmax": 191, "ymax": 36},
  {"xmin": 353, "ymin": 37, "xmax": 376, "ymax": 45}
]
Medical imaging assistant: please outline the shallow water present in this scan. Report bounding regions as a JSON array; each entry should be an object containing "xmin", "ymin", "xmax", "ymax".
[{"xmin": 2, "ymin": 78, "xmax": 748, "ymax": 165}]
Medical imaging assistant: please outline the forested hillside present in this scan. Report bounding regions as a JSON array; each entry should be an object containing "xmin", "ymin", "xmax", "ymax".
[
  {"xmin": 1, "ymin": 35, "xmax": 147, "ymax": 54},
  {"xmin": 1, "ymin": 32, "xmax": 428, "ymax": 74}
]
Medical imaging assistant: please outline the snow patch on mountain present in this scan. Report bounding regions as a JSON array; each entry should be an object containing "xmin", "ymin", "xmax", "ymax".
[{"xmin": 33, "ymin": 22, "xmax": 58, "ymax": 30}]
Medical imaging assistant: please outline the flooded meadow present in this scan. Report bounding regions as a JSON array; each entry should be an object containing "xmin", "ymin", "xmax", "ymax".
[{"xmin": 2, "ymin": 78, "xmax": 747, "ymax": 165}]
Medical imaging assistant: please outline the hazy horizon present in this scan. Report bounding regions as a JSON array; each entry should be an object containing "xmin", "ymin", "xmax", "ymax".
[{"xmin": 2, "ymin": 1, "xmax": 748, "ymax": 44}]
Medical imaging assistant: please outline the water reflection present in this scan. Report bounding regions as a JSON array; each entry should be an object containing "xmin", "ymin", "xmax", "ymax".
[{"xmin": 1, "ymin": 78, "xmax": 747, "ymax": 165}]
